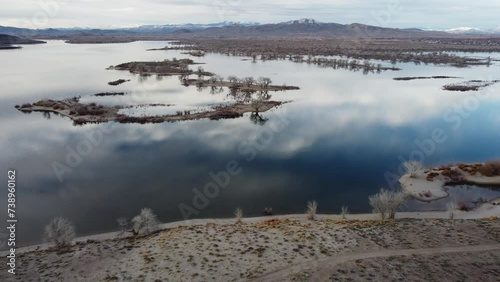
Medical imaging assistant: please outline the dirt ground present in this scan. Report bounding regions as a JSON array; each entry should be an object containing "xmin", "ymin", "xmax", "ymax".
[
  {"xmin": 1, "ymin": 217, "xmax": 498, "ymax": 282},
  {"xmin": 324, "ymin": 251, "xmax": 500, "ymax": 282}
]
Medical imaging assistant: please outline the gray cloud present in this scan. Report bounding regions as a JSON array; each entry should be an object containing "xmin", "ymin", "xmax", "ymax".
[{"xmin": 0, "ymin": 1, "xmax": 498, "ymax": 31}]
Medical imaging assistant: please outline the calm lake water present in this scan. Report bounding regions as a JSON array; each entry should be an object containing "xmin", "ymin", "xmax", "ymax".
[{"xmin": 0, "ymin": 40, "xmax": 499, "ymax": 245}]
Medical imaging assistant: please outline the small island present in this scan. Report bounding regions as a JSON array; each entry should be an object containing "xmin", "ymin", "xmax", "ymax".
[
  {"xmin": 16, "ymin": 57, "xmax": 300, "ymax": 125},
  {"xmin": 15, "ymin": 97, "xmax": 285, "ymax": 125},
  {"xmin": 393, "ymin": 76, "xmax": 459, "ymax": 81},
  {"xmin": 108, "ymin": 79, "xmax": 130, "ymax": 86},
  {"xmin": 443, "ymin": 80, "xmax": 500, "ymax": 92},
  {"xmin": 94, "ymin": 92, "xmax": 126, "ymax": 97},
  {"xmin": 400, "ymin": 161, "xmax": 500, "ymax": 201},
  {"xmin": 109, "ymin": 58, "xmax": 211, "ymax": 76},
  {"xmin": 181, "ymin": 75, "xmax": 300, "ymax": 92}
]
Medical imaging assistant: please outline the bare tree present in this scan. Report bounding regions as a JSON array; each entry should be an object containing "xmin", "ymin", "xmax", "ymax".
[
  {"xmin": 228, "ymin": 75, "xmax": 239, "ymax": 86},
  {"xmin": 369, "ymin": 189, "xmax": 407, "ymax": 220},
  {"xmin": 213, "ymin": 75, "xmax": 224, "ymax": 84},
  {"xmin": 403, "ymin": 161, "xmax": 424, "ymax": 178},
  {"xmin": 447, "ymin": 202, "xmax": 458, "ymax": 220},
  {"xmin": 179, "ymin": 74, "xmax": 189, "ymax": 85},
  {"xmin": 257, "ymin": 77, "xmax": 272, "ymax": 88},
  {"xmin": 117, "ymin": 217, "xmax": 132, "ymax": 236},
  {"xmin": 306, "ymin": 201, "xmax": 318, "ymax": 220},
  {"xmin": 131, "ymin": 208, "xmax": 160, "ymax": 236},
  {"xmin": 43, "ymin": 217, "xmax": 76, "ymax": 248},
  {"xmin": 386, "ymin": 190, "xmax": 407, "ymax": 219},
  {"xmin": 234, "ymin": 208, "xmax": 243, "ymax": 224},
  {"xmin": 244, "ymin": 77, "xmax": 255, "ymax": 87},
  {"xmin": 251, "ymin": 100, "xmax": 262, "ymax": 113},
  {"xmin": 341, "ymin": 206, "xmax": 349, "ymax": 220},
  {"xmin": 369, "ymin": 191, "xmax": 387, "ymax": 220}
]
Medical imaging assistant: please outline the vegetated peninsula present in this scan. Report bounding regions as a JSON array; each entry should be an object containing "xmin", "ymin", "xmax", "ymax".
[
  {"xmin": 15, "ymin": 97, "xmax": 285, "ymax": 125},
  {"xmin": 108, "ymin": 79, "xmax": 130, "ymax": 86},
  {"xmin": 15, "ymin": 56, "xmax": 299, "ymax": 125},
  {"xmin": 109, "ymin": 58, "xmax": 209, "ymax": 76},
  {"xmin": 0, "ymin": 34, "xmax": 45, "ymax": 49},
  {"xmin": 442, "ymin": 80, "xmax": 500, "ymax": 92},
  {"xmin": 400, "ymin": 161, "xmax": 500, "ymax": 202},
  {"xmin": 393, "ymin": 76, "xmax": 460, "ymax": 81}
]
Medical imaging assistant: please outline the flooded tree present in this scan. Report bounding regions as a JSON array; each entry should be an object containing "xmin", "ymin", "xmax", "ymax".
[
  {"xmin": 250, "ymin": 112, "xmax": 268, "ymax": 125},
  {"xmin": 258, "ymin": 77, "xmax": 272, "ymax": 88},
  {"xmin": 197, "ymin": 66, "xmax": 205, "ymax": 78},
  {"xmin": 244, "ymin": 77, "xmax": 255, "ymax": 87},
  {"xmin": 228, "ymin": 75, "xmax": 239, "ymax": 86}
]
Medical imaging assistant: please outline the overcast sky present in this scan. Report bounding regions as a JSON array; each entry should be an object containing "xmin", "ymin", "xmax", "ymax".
[{"xmin": 1, "ymin": 0, "xmax": 499, "ymax": 29}]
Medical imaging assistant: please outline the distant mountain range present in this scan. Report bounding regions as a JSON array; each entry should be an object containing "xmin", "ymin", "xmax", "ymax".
[
  {"xmin": 440, "ymin": 27, "xmax": 500, "ymax": 35},
  {"xmin": 0, "ymin": 21, "xmax": 260, "ymax": 38},
  {"xmin": 1, "ymin": 19, "xmax": 499, "ymax": 39}
]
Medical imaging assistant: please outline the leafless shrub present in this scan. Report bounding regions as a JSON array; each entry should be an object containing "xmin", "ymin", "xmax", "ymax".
[
  {"xmin": 403, "ymin": 160, "xmax": 424, "ymax": 178},
  {"xmin": 456, "ymin": 200, "xmax": 470, "ymax": 212},
  {"xmin": 263, "ymin": 207, "xmax": 273, "ymax": 216},
  {"xmin": 449, "ymin": 169, "xmax": 465, "ymax": 182},
  {"xmin": 43, "ymin": 217, "xmax": 76, "ymax": 248},
  {"xmin": 234, "ymin": 208, "xmax": 243, "ymax": 224},
  {"xmin": 478, "ymin": 161, "xmax": 500, "ymax": 177},
  {"xmin": 369, "ymin": 189, "xmax": 407, "ymax": 220},
  {"xmin": 341, "ymin": 206, "xmax": 349, "ymax": 219},
  {"xmin": 418, "ymin": 190, "xmax": 433, "ymax": 198},
  {"xmin": 117, "ymin": 217, "xmax": 132, "ymax": 236},
  {"xmin": 447, "ymin": 202, "xmax": 458, "ymax": 220},
  {"xmin": 131, "ymin": 208, "xmax": 160, "ymax": 236},
  {"xmin": 306, "ymin": 201, "xmax": 318, "ymax": 221}
]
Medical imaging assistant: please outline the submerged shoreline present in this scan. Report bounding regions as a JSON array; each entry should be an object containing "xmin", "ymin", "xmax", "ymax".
[
  {"xmin": 400, "ymin": 162, "xmax": 500, "ymax": 202},
  {"xmin": 5, "ymin": 205, "xmax": 499, "ymax": 255},
  {"xmin": 16, "ymin": 98, "xmax": 286, "ymax": 124}
]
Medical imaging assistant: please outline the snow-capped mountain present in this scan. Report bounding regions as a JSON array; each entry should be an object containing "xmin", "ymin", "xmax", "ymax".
[
  {"xmin": 442, "ymin": 27, "xmax": 500, "ymax": 35},
  {"xmin": 0, "ymin": 21, "xmax": 261, "ymax": 37},
  {"xmin": 129, "ymin": 21, "xmax": 260, "ymax": 32},
  {"xmin": 283, "ymin": 18, "xmax": 322, "ymax": 25}
]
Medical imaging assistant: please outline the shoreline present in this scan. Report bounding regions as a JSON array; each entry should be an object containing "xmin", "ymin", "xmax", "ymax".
[
  {"xmin": 16, "ymin": 99, "xmax": 285, "ymax": 124},
  {"xmin": 400, "ymin": 163, "xmax": 500, "ymax": 202},
  {"xmin": 5, "ymin": 206, "xmax": 499, "ymax": 256}
]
